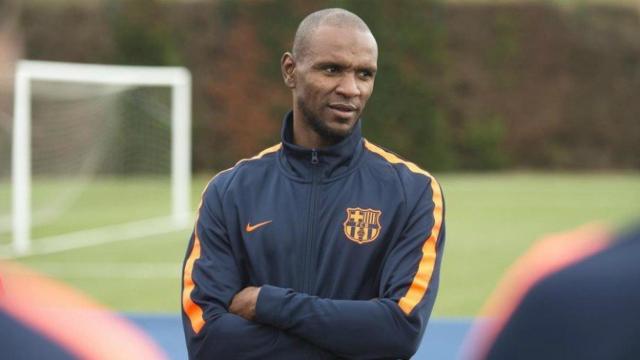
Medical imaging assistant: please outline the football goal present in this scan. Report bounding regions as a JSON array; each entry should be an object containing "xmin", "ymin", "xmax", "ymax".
[{"xmin": 5, "ymin": 60, "xmax": 192, "ymax": 256}]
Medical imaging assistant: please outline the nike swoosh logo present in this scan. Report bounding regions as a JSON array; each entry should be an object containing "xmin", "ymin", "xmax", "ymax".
[{"xmin": 246, "ymin": 220, "xmax": 272, "ymax": 232}]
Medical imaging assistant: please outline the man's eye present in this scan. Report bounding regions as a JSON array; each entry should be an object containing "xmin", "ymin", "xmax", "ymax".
[
  {"xmin": 358, "ymin": 70, "xmax": 373, "ymax": 79},
  {"xmin": 324, "ymin": 66, "xmax": 338, "ymax": 74}
]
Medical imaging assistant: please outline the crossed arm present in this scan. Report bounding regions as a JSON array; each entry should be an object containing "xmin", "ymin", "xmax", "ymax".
[
  {"xmin": 186, "ymin": 269, "xmax": 442, "ymax": 359},
  {"xmin": 227, "ymin": 284, "xmax": 435, "ymax": 359}
]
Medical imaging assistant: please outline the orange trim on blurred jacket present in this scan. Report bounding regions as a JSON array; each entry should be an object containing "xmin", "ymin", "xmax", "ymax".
[
  {"xmin": 0, "ymin": 261, "xmax": 167, "ymax": 360},
  {"xmin": 463, "ymin": 224, "xmax": 611, "ymax": 360}
]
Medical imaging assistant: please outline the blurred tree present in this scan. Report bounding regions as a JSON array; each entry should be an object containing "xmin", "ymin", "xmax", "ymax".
[
  {"xmin": 107, "ymin": 0, "xmax": 179, "ymax": 66},
  {"xmin": 16, "ymin": 0, "xmax": 640, "ymax": 171}
]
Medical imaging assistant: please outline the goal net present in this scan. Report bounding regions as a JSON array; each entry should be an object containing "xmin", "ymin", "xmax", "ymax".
[{"xmin": 2, "ymin": 60, "xmax": 191, "ymax": 256}]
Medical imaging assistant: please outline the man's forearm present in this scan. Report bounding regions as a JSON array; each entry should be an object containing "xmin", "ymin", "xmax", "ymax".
[
  {"xmin": 229, "ymin": 286, "xmax": 260, "ymax": 320},
  {"xmin": 253, "ymin": 285, "xmax": 433, "ymax": 359},
  {"xmin": 185, "ymin": 311, "xmax": 337, "ymax": 359}
]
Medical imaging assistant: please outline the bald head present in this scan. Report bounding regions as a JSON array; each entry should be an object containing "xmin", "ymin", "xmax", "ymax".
[
  {"xmin": 281, "ymin": 8, "xmax": 378, "ymax": 148},
  {"xmin": 292, "ymin": 8, "xmax": 375, "ymax": 61}
]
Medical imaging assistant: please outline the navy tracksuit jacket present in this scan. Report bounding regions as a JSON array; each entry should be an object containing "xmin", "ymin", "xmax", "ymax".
[
  {"xmin": 484, "ymin": 225, "xmax": 640, "ymax": 360},
  {"xmin": 182, "ymin": 112, "xmax": 446, "ymax": 359}
]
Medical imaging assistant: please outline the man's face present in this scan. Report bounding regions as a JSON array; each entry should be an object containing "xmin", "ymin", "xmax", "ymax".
[{"xmin": 289, "ymin": 25, "xmax": 378, "ymax": 144}]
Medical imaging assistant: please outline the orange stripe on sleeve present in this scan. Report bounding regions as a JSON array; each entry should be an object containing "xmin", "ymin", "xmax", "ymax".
[
  {"xmin": 398, "ymin": 178, "xmax": 443, "ymax": 315},
  {"xmin": 363, "ymin": 140, "xmax": 444, "ymax": 315},
  {"xmin": 181, "ymin": 143, "xmax": 282, "ymax": 334},
  {"xmin": 182, "ymin": 201, "xmax": 205, "ymax": 334}
]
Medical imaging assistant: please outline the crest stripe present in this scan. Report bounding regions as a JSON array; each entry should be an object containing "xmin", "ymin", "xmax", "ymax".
[
  {"xmin": 363, "ymin": 140, "xmax": 444, "ymax": 316},
  {"xmin": 181, "ymin": 144, "xmax": 281, "ymax": 334}
]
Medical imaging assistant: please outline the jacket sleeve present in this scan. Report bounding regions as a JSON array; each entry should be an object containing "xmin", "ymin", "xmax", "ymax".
[
  {"xmin": 254, "ymin": 179, "xmax": 446, "ymax": 359},
  {"xmin": 181, "ymin": 179, "xmax": 336, "ymax": 360}
]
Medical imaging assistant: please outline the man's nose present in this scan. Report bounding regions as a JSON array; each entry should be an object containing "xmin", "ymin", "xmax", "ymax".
[{"xmin": 336, "ymin": 73, "xmax": 361, "ymax": 98}]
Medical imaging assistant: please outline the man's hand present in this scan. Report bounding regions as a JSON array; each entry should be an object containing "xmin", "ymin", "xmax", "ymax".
[{"xmin": 229, "ymin": 286, "xmax": 261, "ymax": 321}]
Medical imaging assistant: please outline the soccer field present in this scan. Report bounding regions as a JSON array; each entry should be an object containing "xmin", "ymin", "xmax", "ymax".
[{"xmin": 3, "ymin": 172, "xmax": 639, "ymax": 316}]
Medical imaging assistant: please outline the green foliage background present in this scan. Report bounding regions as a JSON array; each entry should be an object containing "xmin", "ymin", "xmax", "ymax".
[{"xmin": 18, "ymin": 0, "xmax": 640, "ymax": 172}]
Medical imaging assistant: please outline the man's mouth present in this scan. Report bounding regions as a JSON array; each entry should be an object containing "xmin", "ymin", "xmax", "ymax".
[{"xmin": 328, "ymin": 103, "xmax": 358, "ymax": 117}]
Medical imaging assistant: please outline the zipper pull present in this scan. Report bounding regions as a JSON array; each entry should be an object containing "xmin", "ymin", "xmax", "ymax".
[{"xmin": 311, "ymin": 150, "xmax": 319, "ymax": 165}]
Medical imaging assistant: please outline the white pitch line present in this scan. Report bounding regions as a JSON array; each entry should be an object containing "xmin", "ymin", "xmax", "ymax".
[
  {"xmin": 0, "ymin": 216, "xmax": 191, "ymax": 259},
  {"xmin": 7, "ymin": 262, "xmax": 182, "ymax": 279}
]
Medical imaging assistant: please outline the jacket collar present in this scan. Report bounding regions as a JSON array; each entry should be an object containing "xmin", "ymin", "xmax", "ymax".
[{"xmin": 278, "ymin": 111, "xmax": 364, "ymax": 181}]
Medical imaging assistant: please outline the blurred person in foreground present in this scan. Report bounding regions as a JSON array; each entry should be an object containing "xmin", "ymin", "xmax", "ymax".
[
  {"xmin": 463, "ymin": 223, "xmax": 640, "ymax": 360},
  {"xmin": 181, "ymin": 8, "xmax": 445, "ymax": 359},
  {"xmin": 0, "ymin": 261, "xmax": 166, "ymax": 360}
]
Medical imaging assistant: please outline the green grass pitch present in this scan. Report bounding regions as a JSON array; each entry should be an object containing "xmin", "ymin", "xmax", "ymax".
[{"xmin": 1, "ymin": 172, "xmax": 639, "ymax": 316}]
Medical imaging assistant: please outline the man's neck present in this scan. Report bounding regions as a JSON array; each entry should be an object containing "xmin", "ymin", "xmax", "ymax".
[
  {"xmin": 291, "ymin": 110, "xmax": 334, "ymax": 149},
  {"xmin": 293, "ymin": 126, "xmax": 332, "ymax": 149}
]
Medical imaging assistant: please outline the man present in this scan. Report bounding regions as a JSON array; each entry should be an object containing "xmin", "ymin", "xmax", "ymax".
[
  {"xmin": 464, "ymin": 224, "xmax": 640, "ymax": 360},
  {"xmin": 182, "ymin": 8, "xmax": 445, "ymax": 359}
]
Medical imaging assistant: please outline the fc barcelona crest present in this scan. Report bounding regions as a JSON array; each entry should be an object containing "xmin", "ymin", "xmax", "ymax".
[{"xmin": 343, "ymin": 208, "xmax": 382, "ymax": 244}]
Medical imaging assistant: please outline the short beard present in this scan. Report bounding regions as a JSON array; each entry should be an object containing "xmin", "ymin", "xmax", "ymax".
[{"xmin": 298, "ymin": 97, "xmax": 354, "ymax": 146}]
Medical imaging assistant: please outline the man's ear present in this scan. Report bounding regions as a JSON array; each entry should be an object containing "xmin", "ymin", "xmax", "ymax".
[{"xmin": 281, "ymin": 52, "xmax": 296, "ymax": 88}]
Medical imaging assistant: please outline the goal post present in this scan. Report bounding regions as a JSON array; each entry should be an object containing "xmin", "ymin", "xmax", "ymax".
[{"xmin": 11, "ymin": 60, "xmax": 192, "ymax": 255}]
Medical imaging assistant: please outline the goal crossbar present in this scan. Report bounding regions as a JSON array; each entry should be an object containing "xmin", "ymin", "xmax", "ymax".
[{"xmin": 12, "ymin": 60, "xmax": 192, "ymax": 255}]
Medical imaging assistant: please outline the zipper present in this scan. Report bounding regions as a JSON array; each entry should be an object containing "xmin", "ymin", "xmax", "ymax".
[{"xmin": 302, "ymin": 149, "xmax": 319, "ymax": 292}]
